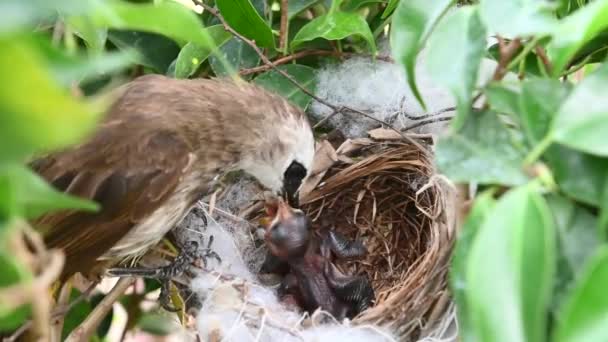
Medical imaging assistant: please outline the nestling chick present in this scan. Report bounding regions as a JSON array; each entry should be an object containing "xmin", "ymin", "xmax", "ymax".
[
  {"xmin": 30, "ymin": 75, "xmax": 315, "ymax": 281},
  {"xmin": 260, "ymin": 198, "xmax": 375, "ymax": 320}
]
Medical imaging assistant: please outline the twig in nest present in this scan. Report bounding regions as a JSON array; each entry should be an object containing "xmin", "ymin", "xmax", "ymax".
[
  {"xmin": 402, "ymin": 117, "xmax": 452, "ymax": 132},
  {"xmin": 192, "ymin": 0, "xmax": 429, "ymax": 154},
  {"xmin": 65, "ymin": 277, "xmax": 135, "ymax": 342}
]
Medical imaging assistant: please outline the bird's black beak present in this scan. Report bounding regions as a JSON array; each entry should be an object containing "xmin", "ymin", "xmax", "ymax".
[{"xmin": 282, "ymin": 187, "xmax": 300, "ymax": 208}]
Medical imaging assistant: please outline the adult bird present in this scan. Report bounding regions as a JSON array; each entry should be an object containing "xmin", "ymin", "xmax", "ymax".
[{"xmin": 30, "ymin": 74, "xmax": 315, "ymax": 282}]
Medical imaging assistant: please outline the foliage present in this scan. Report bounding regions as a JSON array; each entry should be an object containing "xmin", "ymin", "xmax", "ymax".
[
  {"xmin": 390, "ymin": 0, "xmax": 608, "ymax": 341},
  {"xmin": 1, "ymin": 0, "xmax": 607, "ymax": 339}
]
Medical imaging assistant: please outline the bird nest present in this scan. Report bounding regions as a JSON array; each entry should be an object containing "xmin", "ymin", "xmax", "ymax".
[{"xmin": 294, "ymin": 131, "xmax": 457, "ymax": 340}]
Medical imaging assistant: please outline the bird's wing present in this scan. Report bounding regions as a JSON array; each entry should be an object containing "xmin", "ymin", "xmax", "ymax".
[{"xmin": 31, "ymin": 129, "xmax": 197, "ymax": 279}]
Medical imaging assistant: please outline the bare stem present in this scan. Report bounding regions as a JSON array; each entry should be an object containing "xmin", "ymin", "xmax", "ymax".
[{"xmin": 279, "ymin": 0, "xmax": 289, "ymax": 53}]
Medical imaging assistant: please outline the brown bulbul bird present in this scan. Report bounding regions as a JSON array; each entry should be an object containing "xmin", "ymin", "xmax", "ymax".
[{"xmin": 30, "ymin": 74, "xmax": 315, "ymax": 282}]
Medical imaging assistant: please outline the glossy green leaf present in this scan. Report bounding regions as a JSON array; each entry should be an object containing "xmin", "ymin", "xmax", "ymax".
[
  {"xmin": 552, "ymin": 63, "xmax": 608, "ymax": 156},
  {"xmin": 90, "ymin": 0, "xmax": 214, "ymax": 49},
  {"xmin": 478, "ymin": 0, "xmax": 557, "ymax": 37},
  {"xmin": 344, "ymin": 0, "xmax": 386, "ymax": 12},
  {"xmin": 555, "ymin": 247, "xmax": 608, "ymax": 342},
  {"xmin": 520, "ymin": 79, "xmax": 570, "ymax": 145},
  {"xmin": 436, "ymin": 111, "xmax": 529, "ymax": 186},
  {"xmin": 544, "ymin": 146, "xmax": 608, "ymax": 206},
  {"xmin": 485, "ymin": 83, "xmax": 521, "ymax": 116},
  {"xmin": 66, "ymin": 15, "xmax": 108, "ymax": 54},
  {"xmin": 108, "ymin": 30, "xmax": 180, "ymax": 73},
  {"xmin": 0, "ymin": 37, "xmax": 102, "ymax": 162},
  {"xmin": 0, "ymin": 165, "xmax": 98, "ymax": 219},
  {"xmin": 291, "ymin": 11, "xmax": 377, "ymax": 53},
  {"xmin": 390, "ymin": 0, "xmax": 452, "ymax": 109},
  {"xmin": 254, "ymin": 64, "xmax": 317, "ymax": 110},
  {"xmin": 467, "ymin": 184, "xmax": 555, "ymax": 342},
  {"xmin": 548, "ymin": 0, "xmax": 608, "ymax": 75},
  {"xmin": 174, "ymin": 25, "xmax": 232, "ymax": 79},
  {"xmin": 548, "ymin": 195, "xmax": 599, "ymax": 314},
  {"xmin": 216, "ymin": 0, "xmax": 275, "ymax": 48},
  {"xmin": 209, "ymin": 37, "xmax": 260, "ymax": 77},
  {"xmin": 426, "ymin": 7, "xmax": 486, "ymax": 130},
  {"xmin": 288, "ymin": 0, "xmax": 322, "ymax": 19},
  {"xmin": 381, "ymin": 0, "xmax": 400, "ymax": 18},
  {"xmin": 450, "ymin": 191, "xmax": 496, "ymax": 342}
]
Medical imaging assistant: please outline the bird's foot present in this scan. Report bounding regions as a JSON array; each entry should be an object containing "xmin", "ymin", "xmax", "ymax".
[
  {"xmin": 321, "ymin": 230, "xmax": 367, "ymax": 260},
  {"xmin": 323, "ymin": 261, "xmax": 375, "ymax": 318}
]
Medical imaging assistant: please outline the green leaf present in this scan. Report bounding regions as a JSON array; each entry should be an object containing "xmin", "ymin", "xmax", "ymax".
[
  {"xmin": 554, "ymin": 247, "xmax": 608, "ymax": 342},
  {"xmin": 381, "ymin": 0, "xmax": 399, "ymax": 19},
  {"xmin": 467, "ymin": 184, "xmax": 555, "ymax": 342},
  {"xmin": 33, "ymin": 35, "xmax": 131, "ymax": 85},
  {"xmin": 0, "ymin": 165, "xmax": 99, "ymax": 219},
  {"xmin": 138, "ymin": 313, "xmax": 178, "ymax": 336},
  {"xmin": 62, "ymin": 289, "xmax": 94, "ymax": 339},
  {"xmin": 90, "ymin": 0, "xmax": 214, "ymax": 49},
  {"xmin": 344, "ymin": 0, "xmax": 386, "ymax": 12},
  {"xmin": 291, "ymin": 11, "xmax": 377, "ymax": 53},
  {"xmin": 450, "ymin": 191, "xmax": 496, "ymax": 342},
  {"xmin": 209, "ymin": 37, "xmax": 261, "ymax": 77},
  {"xmin": 390, "ymin": 0, "xmax": 452, "ymax": 109},
  {"xmin": 485, "ymin": 83, "xmax": 521, "ymax": 116},
  {"xmin": 544, "ymin": 145, "xmax": 608, "ymax": 206},
  {"xmin": 289, "ymin": 0, "xmax": 322, "ymax": 19},
  {"xmin": 552, "ymin": 63, "xmax": 608, "ymax": 156},
  {"xmin": 174, "ymin": 25, "xmax": 232, "ymax": 79},
  {"xmin": 436, "ymin": 111, "xmax": 529, "ymax": 186},
  {"xmin": 519, "ymin": 79, "xmax": 570, "ymax": 145},
  {"xmin": 66, "ymin": 15, "xmax": 108, "ymax": 54},
  {"xmin": 216, "ymin": 0, "xmax": 275, "ymax": 48},
  {"xmin": 0, "ymin": 37, "xmax": 102, "ymax": 162},
  {"xmin": 254, "ymin": 64, "xmax": 317, "ymax": 110},
  {"xmin": 426, "ymin": 7, "xmax": 486, "ymax": 130},
  {"xmin": 548, "ymin": 0, "xmax": 608, "ymax": 75},
  {"xmin": 548, "ymin": 195, "xmax": 599, "ymax": 315},
  {"xmin": 108, "ymin": 30, "xmax": 180, "ymax": 73},
  {"xmin": 0, "ymin": 0, "xmax": 93, "ymax": 34},
  {"xmin": 478, "ymin": 0, "xmax": 557, "ymax": 37}
]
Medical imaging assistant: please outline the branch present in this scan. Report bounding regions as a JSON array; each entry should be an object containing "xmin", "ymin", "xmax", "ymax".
[
  {"xmin": 279, "ymin": 0, "xmax": 289, "ymax": 53},
  {"xmin": 535, "ymin": 45, "xmax": 552, "ymax": 75},
  {"xmin": 65, "ymin": 278, "xmax": 135, "ymax": 342},
  {"xmin": 492, "ymin": 37, "xmax": 522, "ymax": 81},
  {"xmin": 193, "ymin": 0, "xmax": 429, "ymax": 154},
  {"xmin": 239, "ymin": 50, "xmax": 394, "ymax": 76}
]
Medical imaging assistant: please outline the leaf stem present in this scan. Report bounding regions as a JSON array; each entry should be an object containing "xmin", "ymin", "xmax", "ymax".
[
  {"xmin": 524, "ymin": 134, "xmax": 554, "ymax": 165},
  {"xmin": 506, "ymin": 37, "xmax": 539, "ymax": 72}
]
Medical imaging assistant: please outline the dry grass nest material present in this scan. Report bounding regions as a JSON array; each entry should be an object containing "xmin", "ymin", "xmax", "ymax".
[{"xmin": 294, "ymin": 131, "xmax": 457, "ymax": 340}]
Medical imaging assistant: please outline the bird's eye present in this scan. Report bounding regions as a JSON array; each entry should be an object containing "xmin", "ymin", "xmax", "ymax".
[{"xmin": 283, "ymin": 160, "xmax": 307, "ymax": 207}]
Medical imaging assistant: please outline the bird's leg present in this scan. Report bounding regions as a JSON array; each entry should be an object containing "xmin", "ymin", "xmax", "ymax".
[
  {"xmin": 107, "ymin": 237, "xmax": 221, "ymax": 311},
  {"xmin": 322, "ymin": 230, "xmax": 368, "ymax": 260}
]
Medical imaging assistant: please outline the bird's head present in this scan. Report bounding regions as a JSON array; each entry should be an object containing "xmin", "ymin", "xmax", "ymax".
[
  {"xmin": 237, "ymin": 103, "xmax": 315, "ymax": 207},
  {"xmin": 261, "ymin": 197, "xmax": 311, "ymax": 259}
]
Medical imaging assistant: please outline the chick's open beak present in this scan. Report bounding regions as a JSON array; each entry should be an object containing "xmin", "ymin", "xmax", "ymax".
[{"xmin": 259, "ymin": 197, "xmax": 295, "ymax": 230}]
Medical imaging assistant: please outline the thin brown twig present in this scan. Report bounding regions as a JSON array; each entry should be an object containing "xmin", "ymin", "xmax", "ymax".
[
  {"xmin": 239, "ymin": 50, "xmax": 394, "ymax": 75},
  {"xmin": 279, "ymin": 0, "xmax": 289, "ymax": 53},
  {"xmin": 194, "ymin": 0, "xmax": 429, "ymax": 153},
  {"xmin": 492, "ymin": 37, "xmax": 522, "ymax": 81},
  {"xmin": 535, "ymin": 45, "xmax": 552, "ymax": 75},
  {"xmin": 65, "ymin": 278, "xmax": 135, "ymax": 342}
]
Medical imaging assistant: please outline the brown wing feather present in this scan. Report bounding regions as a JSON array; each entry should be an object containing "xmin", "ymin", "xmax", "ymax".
[{"xmin": 31, "ymin": 128, "xmax": 193, "ymax": 279}]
